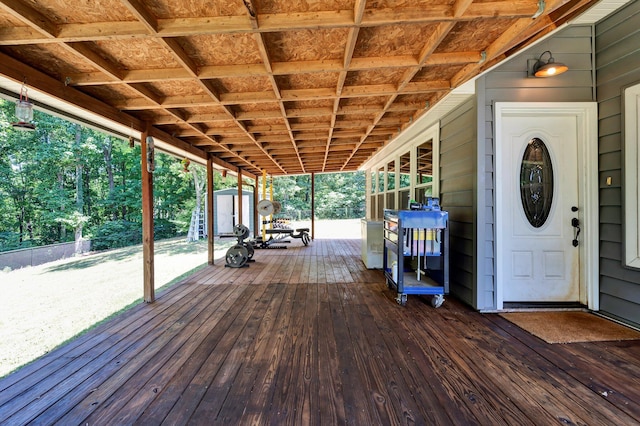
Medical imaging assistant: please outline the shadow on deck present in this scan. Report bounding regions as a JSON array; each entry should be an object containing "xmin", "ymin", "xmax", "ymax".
[{"xmin": 0, "ymin": 238, "xmax": 639, "ymax": 424}]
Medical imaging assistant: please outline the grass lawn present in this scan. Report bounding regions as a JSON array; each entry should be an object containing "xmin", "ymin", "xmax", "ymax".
[
  {"xmin": 0, "ymin": 219, "xmax": 362, "ymax": 378},
  {"xmin": 0, "ymin": 237, "xmax": 234, "ymax": 378}
]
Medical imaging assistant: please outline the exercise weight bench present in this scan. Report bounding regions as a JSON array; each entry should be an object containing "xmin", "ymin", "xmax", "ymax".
[{"xmin": 254, "ymin": 227, "xmax": 310, "ymax": 249}]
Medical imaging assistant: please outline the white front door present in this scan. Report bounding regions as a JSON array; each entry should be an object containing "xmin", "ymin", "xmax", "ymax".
[{"xmin": 498, "ymin": 111, "xmax": 581, "ymax": 303}]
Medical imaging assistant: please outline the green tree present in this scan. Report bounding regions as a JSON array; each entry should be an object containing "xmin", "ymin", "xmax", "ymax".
[{"xmin": 269, "ymin": 172, "xmax": 365, "ymax": 220}]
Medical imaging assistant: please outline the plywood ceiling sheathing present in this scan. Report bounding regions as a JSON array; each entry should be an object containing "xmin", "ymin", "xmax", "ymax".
[{"xmin": 0, "ymin": 0, "xmax": 598, "ymax": 175}]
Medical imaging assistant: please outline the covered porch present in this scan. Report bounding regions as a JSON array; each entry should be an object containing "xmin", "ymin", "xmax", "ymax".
[{"xmin": 1, "ymin": 238, "xmax": 638, "ymax": 424}]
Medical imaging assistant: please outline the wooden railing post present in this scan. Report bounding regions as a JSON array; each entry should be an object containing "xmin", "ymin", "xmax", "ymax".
[
  {"xmin": 237, "ymin": 170, "xmax": 243, "ymax": 225},
  {"xmin": 311, "ymin": 172, "xmax": 315, "ymax": 240}
]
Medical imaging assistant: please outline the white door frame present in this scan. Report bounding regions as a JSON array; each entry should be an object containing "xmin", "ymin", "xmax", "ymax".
[{"xmin": 495, "ymin": 102, "xmax": 599, "ymax": 310}]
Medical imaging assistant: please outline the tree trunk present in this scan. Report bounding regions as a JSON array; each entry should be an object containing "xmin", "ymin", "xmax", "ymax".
[
  {"xmin": 85, "ymin": 166, "xmax": 91, "ymax": 217},
  {"xmin": 193, "ymin": 168, "xmax": 204, "ymax": 210},
  {"xmin": 58, "ymin": 171, "xmax": 66, "ymax": 240},
  {"xmin": 102, "ymin": 137, "xmax": 116, "ymax": 220},
  {"xmin": 74, "ymin": 125, "xmax": 83, "ymax": 213},
  {"xmin": 18, "ymin": 206, "xmax": 24, "ymax": 243},
  {"xmin": 74, "ymin": 222, "xmax": 83, "ymax": 255},
  {"xmin": 74, "ymin": 125, "xmax": 83, "ymax": 253},
  {"xmin": 121, "ymin": 160, "xmax": 127, "ymax": 220}
]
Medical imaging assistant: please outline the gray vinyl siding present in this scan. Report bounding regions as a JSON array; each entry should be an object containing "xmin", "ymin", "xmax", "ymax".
[
  {"xmin": 478, "ymin": 25, "xmax": 595, "ymax": 310},
  {"xmin": 476, "ymin": 77, "xmax": 495, "ymax": 310},
  {"xmin": 595, "ymin": 1, "xmax": 640, "ymax": 327},
  {"xmin": 440, "ymin": 98, "xmax": 476, "ymax": 306}
]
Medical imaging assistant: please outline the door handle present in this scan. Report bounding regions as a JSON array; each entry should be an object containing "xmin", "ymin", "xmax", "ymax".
[{"xmin": 571, "ymin": 217, "xmax": 580, "ymax": 247}]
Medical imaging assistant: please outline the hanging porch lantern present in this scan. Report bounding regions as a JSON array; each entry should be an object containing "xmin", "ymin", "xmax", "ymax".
[
  {"xmin": 11, "ymin": 82, "xmax": 36, "ymax": 131},
  {"xmin": 181, "ymin": 157, "xmax": 191, "ymax": 172}
]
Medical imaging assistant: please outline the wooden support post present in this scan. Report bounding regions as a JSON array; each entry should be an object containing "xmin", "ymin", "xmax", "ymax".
[
  {"xmin": 141, "ymin": 127, "xmax": 155, "ymax": 303},
  {"xmin": 311, "ymin": 172, "xmax": 315, "ymax": 240},
  {"xmin": 261, "ymin": 171, "xmax": 267, "ymax": 241},
  {"xmin": 207, "ymin": 156, "xmax": 215, "ymax": 265},
  {"xmin": 237, "ymin": 171, "xmax": 243, "ymax": 225},
  {"xmin": 253, "ymin": 177, "xmax": 259, "ymax": 238}
]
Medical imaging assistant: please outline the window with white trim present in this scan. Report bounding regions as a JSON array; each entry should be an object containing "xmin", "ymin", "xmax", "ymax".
[{"xmin": 624, "ymin": 83, "xmax": 640, "ymax": 268}]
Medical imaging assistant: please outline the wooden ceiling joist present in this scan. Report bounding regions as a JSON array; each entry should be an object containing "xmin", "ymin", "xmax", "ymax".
[{"xmin": 0, "ymin": 0, "xmax": 597, "ymax": 176}]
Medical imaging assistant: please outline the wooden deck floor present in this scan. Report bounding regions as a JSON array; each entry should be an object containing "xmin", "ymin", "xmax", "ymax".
[{"xmin": 1, "ymin": 238, "xmax": 639, "ymax": 425}]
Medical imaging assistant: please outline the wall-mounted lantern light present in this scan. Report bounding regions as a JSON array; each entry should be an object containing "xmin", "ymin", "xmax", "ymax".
[{"xmin": 532, "ymin": 51, "xmax": 568, "ymax": 78}]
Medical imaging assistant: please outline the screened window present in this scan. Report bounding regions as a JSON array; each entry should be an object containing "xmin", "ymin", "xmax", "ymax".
[
  {"xmin": 387, "ymin": 160, "xmax": 395, "ymax": 191},
  {"xmin": 399, "ymin": 151, "xmax": 411, "ymax": 188},
  {"xmin": 416, "ymin": 140, "xmax": 433, "ymax": 185}
]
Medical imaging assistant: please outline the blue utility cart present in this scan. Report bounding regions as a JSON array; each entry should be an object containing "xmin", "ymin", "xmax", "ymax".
[{"xmin": 383, "ymin": 201, "xmax": 449, "ymax": 307}]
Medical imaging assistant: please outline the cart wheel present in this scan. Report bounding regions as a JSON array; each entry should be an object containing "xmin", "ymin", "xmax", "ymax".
[
  {"xmin": 301, "ymin": 232, "xmax": 310, "ymax": 246},
  {"xmin": 431, "ymin": 294, "xmax": 445, "ymax": 308},
  {"xmin": 225, "ymin": 244, "xmax": 249, "ymax": 268},
  {"xmin": 396, "ymin": 294, "xmax": 407, "ymax": 306}
]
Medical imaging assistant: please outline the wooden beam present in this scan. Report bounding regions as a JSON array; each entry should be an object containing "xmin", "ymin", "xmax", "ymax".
[
  {"xmin": 271, "ymin": 59, "xmax": 343, "ymax": 75},
  {"xmin": 157, "ymin": 15, "xmax": 251, "ymax": 36},
  {"xmin": 199, "ymin": 64, "xmax": 267, "ymax": 79},
  {"xmin": 162, "ymin": 37, "xmax": 199, "ymax": 77},
  {"xmin": 341, "ymin": 84, "xmax": 397, "ymax": 97},
  {"xmin": 120, "ymin": 0, "xmax": 158, "ymax": 33},
  {"xmin": 0, "ymin": 3, "xmax": 542, "ymax": 44},
  {"xmin": 311, "ymin": 172, "xmax": 315, "ymax": 240},
  {"xmin": 220, "ymin": 91, "xmax": 278, "ymax": 104},
  {"xmin": 238, "ymin": 172, "xmax": 244, "ymax": 226},
  {"xmin": 287, "ymin": 107, "xmax": 333, "ymax": 118},
  {"xmin": 0, "ymin": 0, "xmax": 58, "ymax": 38},
  {"xmin": 65, "ymin": 53, "xmax": 479, "ymax": 87},
  {"xmin": 207, "ymin": 156, "xmax": 215, "ymax": 265},
  {"xmin": 141, "ymin": 126, "xmax": 155, "ymax": 303},
  {"xmin": 252, "ymin": 179, "xmax": 259, "ymax": 240},
  {"xmin": 280, "ymin": 88, "xmax": 336, "ymax": 101},
  {"xmin": 55, "ymin": 21, "xmax": 149, "ymax": 41},
  {"xmin": 362, "ymin": 2, "xmax": 538, "ymax": 25},
  {"xmin": 258, "ymin": 10, "xmax": 354, "ymax": 31},
  {"xmin": 245, "ymin": 0, "xmax": 304, "ymax": 174},
  {"xmin": 0, "ymin": 51, "xmax": 146, "ymax": 135},
  {"xmin": 451, "ymin": 17, "xmax": 534, "ymax": 88}
]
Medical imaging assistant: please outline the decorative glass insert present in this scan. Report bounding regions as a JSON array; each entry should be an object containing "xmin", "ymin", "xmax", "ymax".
[{"xmin": 520, "ymin": 137, "xmax": 553, "ymax": 228}]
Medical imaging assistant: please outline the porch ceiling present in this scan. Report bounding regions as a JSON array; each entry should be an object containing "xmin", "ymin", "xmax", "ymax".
[{"xmin": 0, "ymin": 0, "xmax": 598, "ymax": 176}]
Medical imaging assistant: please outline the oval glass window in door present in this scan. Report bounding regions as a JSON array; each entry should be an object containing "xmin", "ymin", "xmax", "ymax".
[{"xmin": 520, "ymin": 137, "xmax": 553, "ymax": 228}]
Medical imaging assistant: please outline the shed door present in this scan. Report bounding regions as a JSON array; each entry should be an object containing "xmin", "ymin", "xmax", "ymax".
[
  {"xmin": 234, "ymin": 195, "xmax": 250, "ymax": 227},
  {"xmin": 498, "ymin": 114, "xmax": 580, "ymax": 303},
  {"xmin": 217, "ymin": 195, "xmax": 234, "ymax": 234}
]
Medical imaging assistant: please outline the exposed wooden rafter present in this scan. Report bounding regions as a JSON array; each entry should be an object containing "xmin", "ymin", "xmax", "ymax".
[{"xmin": 0, "ymin": 0, "xmax": 597, "ymax": 175}]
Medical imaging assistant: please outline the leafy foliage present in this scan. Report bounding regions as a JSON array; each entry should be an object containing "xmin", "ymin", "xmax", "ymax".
[
  {"xmin": 0, "ymin": 99, "xmax": 214, "ymax": 252},
  {"xmin": 91, "ymin": 220, "xmax": 142, "ymax": 251},
  {"xmin": 0, "ymin": 99, "xmax": 365, "ymax": 253},
  {"xmin": 270, "ymin": 172, "xmax": 365, "ymax": 220}
]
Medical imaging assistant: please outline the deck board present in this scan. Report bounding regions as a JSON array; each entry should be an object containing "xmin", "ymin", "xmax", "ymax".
[{"xmin": 1, "ymin": 238, "xmax": 639, "ymax": 425}]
